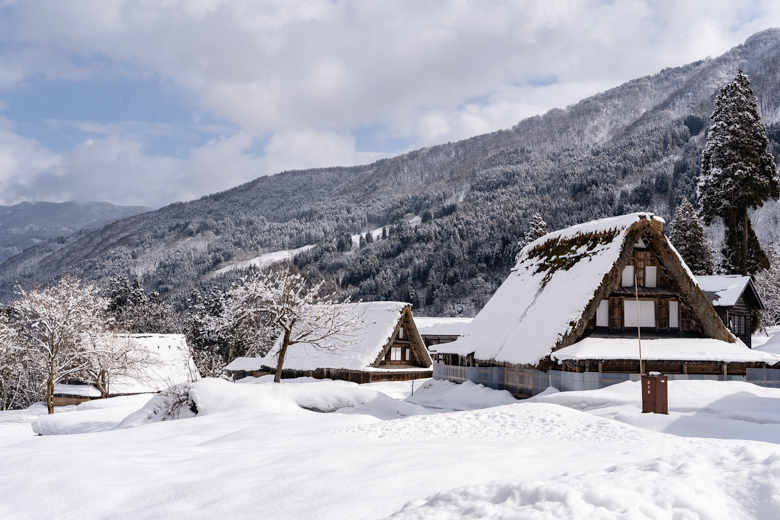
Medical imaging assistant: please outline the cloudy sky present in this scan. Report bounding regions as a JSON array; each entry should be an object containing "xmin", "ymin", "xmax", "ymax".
[{"xmin": 1, "ymin": 0, "xmax": 779, "ymax": 208}]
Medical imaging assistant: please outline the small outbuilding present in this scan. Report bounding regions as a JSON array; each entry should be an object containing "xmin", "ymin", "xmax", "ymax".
[
  {"xmin": 414, "ymin": 317, "xmax": 473, "ymax": 350},
  {"xmin": 696, "ymin": 275, "xmax": 765, "ymax": 347},
  {"xmin": 53, "ymin": 334, "xmax": 198, "ymax": 406},
  {"xmin": 225, "ymin": 302, "xmax": 433, "ymax": 383}
]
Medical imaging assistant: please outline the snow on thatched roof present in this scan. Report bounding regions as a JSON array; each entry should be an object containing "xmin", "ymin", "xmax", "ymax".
[
  {"xmin": 438, "ymin": 212, "xmax": 725, "ymax": 366},
  {"xmin": 551, "ymin": 337, "xmax": 780, "ymax": 365},
  {"xmin": 254, "ymin": 302, "xmax": 431, "ymax": 372},
  {"xmin": 414, "ymin": 317, "xmax": 473, "ymax": 337},
  {"xmin": 110, "ymin": 334, "xmax": 198, "ymax": 394},
  {"xmin": 696, "ymin": 275, "xmax": 765, "ymax": 309}
]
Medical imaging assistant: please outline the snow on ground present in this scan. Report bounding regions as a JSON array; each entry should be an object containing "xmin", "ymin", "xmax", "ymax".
[
  {"xmin": 405, "ymin": 379, "xmax": 518, "ymax": 410},
  {"xmin": 3, "ymin": 377, "xmax": 780, "ymax": 519},
  {"xmin": 32, "ymin": 395, "xmax": 155, "ymax": 435},
  {"xmin": 390, "ymin": 445, "xmax": 780, "ymax": 519},
  {"xmin": 212, "ymin": 244, "xmax": 315, "ymax": 275},
  {"xmin": 531, "ymin": 379, "xmax": 780, "ymax": 444},
  {"xmin": 754, "ymin": 325, "xmax": 780, "ymax": 350}
]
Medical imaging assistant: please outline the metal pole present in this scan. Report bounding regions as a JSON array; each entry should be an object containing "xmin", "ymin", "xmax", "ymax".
[{"xmin": 635, "ymin": 273, "xmax": 643, "ymax": 376}]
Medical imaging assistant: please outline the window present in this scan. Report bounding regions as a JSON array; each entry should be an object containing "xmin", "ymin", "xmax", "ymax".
[
  {"xmin": 730, "ymin": 314, "xmax": 746, "ymax": 335},
  {"xmin": 398, "ymin": 327, "xmax": 404, "ymax": 339},
  {"xmin": 596, "ymin": 300, "xmax": 609, "ymax": 327},
  {"xmin": 624, "ymin": 300, "xmax": 656, "ymax": 328},
  {"xmin": 406, "ymin": 349, "xmax": 410, "ymax": 361},
  {"xmin": 669, "ymin": 301, "xmax": 679, "ymax": 328},
  {"xmin": 622, "ymin": 266, "xmax": 635, "ymax": 287},
  {"xmin": 391, "ymin": 347, "xmax": 401, "ymax": 361},
  {"xmin": 645, "ymin": 266, "xmax": 657, "ymax": 288}
]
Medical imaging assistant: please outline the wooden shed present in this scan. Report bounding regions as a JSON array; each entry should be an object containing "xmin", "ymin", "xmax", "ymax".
[
  {"xmin": 696, "ymin": 275, "xmax": 765, "ymax": 347},
  {"xmin": 225, "ymin": 302, "xmax": 433, "ymax": 383},
  {"xmin": 414, "ymin": 317, "xmax": 473, "ymax": 350}
]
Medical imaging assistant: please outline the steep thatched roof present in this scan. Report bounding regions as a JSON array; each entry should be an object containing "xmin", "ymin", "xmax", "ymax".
[
  {"xmin": 440, "ymin": 213, "xmax": 734, "ymax": 366},
  {"xmin": 227, "ymin": 302, "xmax": 431, "ymax": 372}
]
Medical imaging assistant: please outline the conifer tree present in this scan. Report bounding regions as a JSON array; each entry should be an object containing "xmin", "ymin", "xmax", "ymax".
[
  {"xmin": 525, "ymin": 213, "xmax": 548, "ymax": 244},
  {"xmin": 515, "ymin": 213, "xmax": 549, "ymax": 262},
  {"xmin": 698, "ymin": 69, "xmax": 780, "ymax": 275},
  {"xmin": 670, "ymin": 199, "xmax": 714, "ymax": 275}
]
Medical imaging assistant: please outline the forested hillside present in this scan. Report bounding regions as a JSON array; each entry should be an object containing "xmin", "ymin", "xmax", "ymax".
[{"xmin": 4, "ymin": 29, "xmax": 780, "ymax": 316}]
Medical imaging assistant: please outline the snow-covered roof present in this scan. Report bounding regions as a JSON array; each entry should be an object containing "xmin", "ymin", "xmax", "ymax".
[
  {"xmin": 254, "ymin": 302, "xmax": 432, "ymax": 372},
  {"xmin": 696, "ymin": 275, "xmax": 764, "ymax": 309},
  {"xmin": 439, "ymin": 213, "xmax": 700, "ymax": 365},
  {"xmin": 110, "ymin": 334, "xmax": 198, "ymax": 394},
  {"xmin": 224, "ymin": 357, "xmax": 266, "ymax": 372},
  {"xmin": 53, "ymin": 384, "xmax": 102, "ymax": 397},
  {"xmin": 551, "ymin": 337, "xmax": 780, "ymax": 365},
  {"xmin": 413, "ymin": 317, "xmax": 473, "ymax": 337}
]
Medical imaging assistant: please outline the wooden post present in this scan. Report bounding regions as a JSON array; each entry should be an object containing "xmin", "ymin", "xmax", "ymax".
[{"xmin": 635, "ymin": 273, "xmax": 643, "ymax": 376}]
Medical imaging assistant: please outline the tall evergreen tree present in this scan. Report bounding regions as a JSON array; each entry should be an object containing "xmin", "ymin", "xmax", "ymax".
[
  {"xmin": 524, "ymin": 213, "xmax": 548, "ymax": 244},
  {"xmin": 515, "ymin": 213, "xmax": 549, "ymax": 262},
  {"xmin": 669, "ymin": 199, "xmax": 714, "ymax": 275},
  {"xmin": 698, "ymin": 69, "xmax": 780, "ymax": 275}
]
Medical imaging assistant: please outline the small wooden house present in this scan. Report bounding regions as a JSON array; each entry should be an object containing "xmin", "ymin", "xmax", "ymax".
[
  {"xmin": 414, "ymin": 317, "xmax": 473, "ymax": 349},
  {"xmin": 436, "ymin": 213, "xmax": 780, "ymax": 396},
  {"xmin": 696, "ymin": 275, "xmax": 765, "ymax": 347},
  {"xmin": 225, "ymin": 302, "xmax": 433, "ymax": 383},
  {"xmin": 53, "ymin": 334, "xmax": 198, "ymax": 406}
]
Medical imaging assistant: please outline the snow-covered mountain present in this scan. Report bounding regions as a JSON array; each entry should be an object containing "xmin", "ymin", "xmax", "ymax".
[
  {"xmin": 0, "ymin": 201, "xmax": 150, "ymax": 264},
  {"xmin": 4, "ymin": 28, "xmax": 780, "ymax": 313}
]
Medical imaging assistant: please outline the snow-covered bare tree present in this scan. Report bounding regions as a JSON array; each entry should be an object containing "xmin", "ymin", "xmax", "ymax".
[
  {"xmin": 698, "ymin": 69, "xmax": 780, "ymax": 275},
  {"xmin": 670, "ymin": 199, "xmax": 714, "ymax": 275},
  {"xmin": 13, "ymin": 277, "xmax": 107, "ymax": 414},
  {"xmin": 239, "ymin": 267, "xmax": 361, "ymax": 383},
  {"xmin": 184, "ymin": 283, "xmax": 275, "ymax": 377},
  {"xmin": 756, "ymin": 246, "xmax": 780, "ymax": 327},
  {"xmin": 81, "ymin": 334, "xmax": 161, "ymax": 398}
]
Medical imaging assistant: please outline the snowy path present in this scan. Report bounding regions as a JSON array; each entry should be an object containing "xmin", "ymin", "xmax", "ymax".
[{"xmin": 1, "ymin": 379, "xmax": 779, "ymax": 519}]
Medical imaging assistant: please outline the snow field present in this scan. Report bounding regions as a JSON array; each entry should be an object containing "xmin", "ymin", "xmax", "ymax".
[
  {"xmin": 532, "ymin": 379, "xmax": 780, "ymax": 443},
  {"xmin": 390, "ymin": 444, "xmax": 780, "ymax": 519},
  {"xmin": 405, "ymin": 379, "xmax": 518, "ymax": 410},
  {"xmin": 2, "ymin": 378, "xmax": 780, "ymax": 518}
]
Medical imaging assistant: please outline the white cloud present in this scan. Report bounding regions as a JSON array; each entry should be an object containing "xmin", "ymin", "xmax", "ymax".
[
  {"xmin": 2, "ymin": 0, "xmax": 780, "ymax": 204},
  {"xmin": 262, "ymin": 130, "xmax": 382, "ymax": 174},
  {"xmin": 0, "ymin": 125, "xmax": 380, "ymax": 207}
]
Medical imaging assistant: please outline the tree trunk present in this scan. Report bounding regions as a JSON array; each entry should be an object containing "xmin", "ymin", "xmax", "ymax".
[
  {"xmin": 96, "ymin": 372, "xmax": 108, "ymax": 399},
  {"xmin": 274, "ymin": 328, "xmax": 291, "ymax": 383},
  {"xmin": 46, "ymin": 374, "xmax": 55, "ymax": 415},
  {"xmin": 742, "ymin": 211, "xmax": 749, "ymax": 276},
  {"xmin": 728, "ymin": 212, "xmax": 739, "ymax": 274}
]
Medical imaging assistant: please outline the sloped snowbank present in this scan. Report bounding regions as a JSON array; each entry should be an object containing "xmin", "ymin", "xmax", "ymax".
[
  {"xmin": 530, "ymin": 379, "xmax": 780, "ymax": 443},
  {"xmin": 389, "ymin": 444, "xmax": 780, "ymax": 519},
  {"xmin": 405, "ymin": 379, "xmax": 517, "ymax": 411},
  {"xmin": 31, "ymin": 395, "xmax": 154, "ymax": 435},
  {"xmin": 116, "ymin": 378, "xmax": 431, "ymax": 430}
]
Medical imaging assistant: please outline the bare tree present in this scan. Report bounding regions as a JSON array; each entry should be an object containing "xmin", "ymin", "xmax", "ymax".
[
  {"xmin": 236, "ymin": 268, "xmax": 361, "ymax": 383},
  {"xmin": 81, "ymin": 334, "xmax": 161, "ymax": 398},
  {"xmin": 13, "ymin": 277, "xmax": 107, "ymax": 414},
  {"xmin": 756, "ymin": 245, "xmax": 780, "ymax": 327}
]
